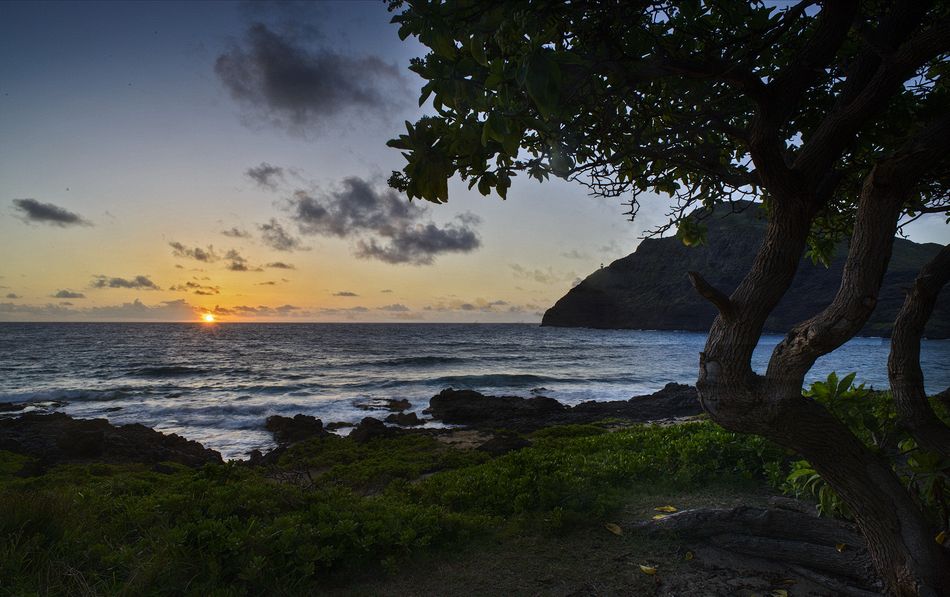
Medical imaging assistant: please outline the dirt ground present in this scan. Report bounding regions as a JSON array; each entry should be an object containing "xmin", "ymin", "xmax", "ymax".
[{"xmin": 327, "ymin": 487, "xmax": 854, "ymax": 597}]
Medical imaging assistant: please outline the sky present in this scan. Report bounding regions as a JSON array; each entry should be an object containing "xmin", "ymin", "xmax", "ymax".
[{"xmin": 0, "ymin": 1, "xmax": 946, "ymax": 323}]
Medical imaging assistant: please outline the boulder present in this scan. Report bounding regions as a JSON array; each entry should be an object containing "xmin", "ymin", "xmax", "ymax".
[
  {"xmin": 427, "ymin": 388, "xmax": 565, "ymax": 427},
  {"xmin": 265, "ymin": 414, "xmax": 327, "ymax": 445},
  {"xmin": 349, "ymin": 417, "xmax": 396, "ymax": 443},
  {"xmin": 0, "ymin": 412, "xmax": 222, "ymax": 468},
  {"xmin": 384, "ymin": 411, "xmax": 424, "ymax": 426}
]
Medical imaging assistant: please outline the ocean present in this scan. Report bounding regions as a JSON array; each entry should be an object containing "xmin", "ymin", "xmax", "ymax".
[{"xmin": 1, "ymin": 322, "xmax": 948, "ymax": 459}]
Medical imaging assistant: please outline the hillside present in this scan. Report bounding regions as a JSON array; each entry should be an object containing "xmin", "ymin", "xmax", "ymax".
[{"xmin": 542, "ymin": 204, "xmax": 950, "ymax": 338}]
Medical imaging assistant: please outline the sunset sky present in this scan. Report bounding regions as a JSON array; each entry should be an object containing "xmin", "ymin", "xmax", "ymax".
[{"xmin": 1, "ymin": 1, "xmax": 945, "ymax": 323}]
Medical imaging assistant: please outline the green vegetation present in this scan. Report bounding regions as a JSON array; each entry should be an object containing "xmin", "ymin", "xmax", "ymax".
[
  {"xmin": 1, "ymin": 422, "xmax": 786, "ymax": 595},
  {"xmin": 784, "ymin": 373, "xmax": 950, "ymax": 529}
]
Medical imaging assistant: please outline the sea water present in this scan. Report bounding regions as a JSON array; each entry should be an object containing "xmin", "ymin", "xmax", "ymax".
[{"xmin": 1, "ymin": 323, "xmax": 948, "ymax": 459}]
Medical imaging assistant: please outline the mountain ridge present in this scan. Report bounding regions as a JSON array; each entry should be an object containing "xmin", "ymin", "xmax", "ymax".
[{"xmin": 542, "ymin": 205, "xmax": 950, "ymax": 338}]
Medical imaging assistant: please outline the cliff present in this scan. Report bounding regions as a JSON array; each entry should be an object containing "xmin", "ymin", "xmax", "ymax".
[{"xmin": 542, "ymin": 204, "xmax": 950, "ymax": 338}]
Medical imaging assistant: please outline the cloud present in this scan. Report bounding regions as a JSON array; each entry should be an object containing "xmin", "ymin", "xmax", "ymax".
[
  {"xmin": 266, "ymin": 261, "xmax": 295, "ymax": 269},
  {"xmin": 170, "ymin": 281, "xmax": 221, "ymax": 295},
  {"xmin": 91, "ymin": 275, "xmax": 160, "ymax": 290},
  {"xmin": 333, "ymin": 291, "xmax": 358, "ymax": 297},
  {"xmin": 221, "ymin": 227, "xmax": 251, "ymax": 238},
  {"xmin": 5, "ymin": 293, "xmax": 20, "ymax": 299},
  {"xmin": 0, "ymin": 299, "xmax": 197, "ymax": 321},
  {"xmin": 378, "ymin": 303, "xmax": 409, "ymax": 312},
  {"xmin": 509, "ymin": 264, "xmax": 576, "ymax": 285},
  {"xmin": 224, "ymin": 249, "xmax": 262, "ymax": 272},
  {"xmin": 169, "ymin": 242, "xmax": 219, "ymax": 262},
  {"xmin": 561, "ymin": 249, "xmax": 590, "ymax": 260},
  {"xmin": 289, "ymin": 177, "xmax": 481, "ymax": 265},
  {"xmin": 245, "ymin": 162, "xmax": 285, "ymax": 190},
  {"xmin": 227, "ymin": 304, "xmax": 303, "ymax": 316},
  {"xmin": 380, "ymin": 289, "xmax": 393, "ymax": 293},
  {"xmin": 52, "ymin": 290, "xmax": 85, "ymax": 299},
  {"xmin": 215, "ymin": 23, "xmax": 407, "ymax": 131},
  {"xmin": 259, "ymin": 218, "xmax": 306, "ymax": 251},
  {"xmin": 12, "ymin": 199, "xmax": 92, "ymax": 227}
]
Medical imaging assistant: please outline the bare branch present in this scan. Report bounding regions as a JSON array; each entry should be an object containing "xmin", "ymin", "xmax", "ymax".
[{"xmin": 688, "ymin": 271, "xmax": 735, "ymax": 319}]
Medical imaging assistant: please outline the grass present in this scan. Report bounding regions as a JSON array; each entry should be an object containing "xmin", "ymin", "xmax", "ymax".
[{"xmin": 0, "ymin": 421, "xmax": 789, "ymax": 595}]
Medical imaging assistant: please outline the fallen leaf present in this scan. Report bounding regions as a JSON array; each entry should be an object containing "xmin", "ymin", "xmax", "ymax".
[
  {"xmin": 770, "ymin": 590, "xmax": 789, "ymax": 597},
  {"xmin": 835, "ymin": 543, "xmax": 846, "ymax": 553},
  {"xmin": 639, "ymin": 564, "xmax": 658, "ymax": 575},
  {"xmin": 604, "ymin": 522, "xmax": 622, "ymax": 536},
  {"xmin": 685, "ymin": 551, "xmax": 694, "ymax": 561},
  {"xmin": 936, "ymin": 530, "xmax": 947, "ymax": 545},
  {"xmin": 651, "ymin": 514, "xmax": 668, "ymax": 520},
  {"xmin": 654, "ymin": 505, "xmax": 678, "ymax": 513}
]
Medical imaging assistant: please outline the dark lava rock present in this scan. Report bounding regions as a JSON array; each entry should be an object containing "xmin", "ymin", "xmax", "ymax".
[
  {"xmin": 384, "ymin": 411, "xmax": 424, "ymax": 426},
  {"xmin": 349, "ymin": 417, "xmax": 396, "ymax": 443},
  {"xmin": 326, "ymin": 421, "xmax": 355, "ymax": 431},
  {"xmin": 476, "ymin": 433, "xmax": 531, "ymax": 456},
  {"xmin": 427, "ymin": 389, "xmax": 566, "ymax": 427},
  {"xmin": 265, "ymin": 414, "xmax": 327, "ymax": 445},
  {"xmin": 0, "ymin": 403, "xmax": 25, "ymax": 413},
  {"xmin": 542, "ymin": 201, "xmax": 950, "ymax": 338},
  {"xmin": 0, "ymin": 412, "xmax": 222, "ymax": 468},
  {"xmin": 425, "ymin": 383, "xmax": 701, "ymax": 431}
]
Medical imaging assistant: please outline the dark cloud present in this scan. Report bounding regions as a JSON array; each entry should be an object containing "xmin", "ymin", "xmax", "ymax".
[
  {"xmin": 224, "ymin": 249, "xmax": 263, "ymax": 272},
  {"xmin": 215, "ymin": 24, "xmax": 406, "ymax": 131},
  {"xmin": 169, "ymin": 242, "xmax": 219, "ymax": 262},
  {"xmin": 91, "ymin": 275, "xmax": 160, "ymax": 290},
  {"xmin": 221, "ymin": 227, "xmax": 251, "ymax": 238},
  {"xmin": 170, "ymin": 281, "xmax": 221, "ymax": 295},
  {"xmin": 228, "ymin": 304, "xmax": 302, "ymax": 316},
  {"xmin": 245, "ymin": 162, "xmax": 284, "ymax": 190},
  {"xmin": 52, "ymin": 290, "xmax": 85, "ymax": 299},
  {"xmin": 459, "ymin": 303, "xmax": 476, "ymax": 311},
  {"xmin": 378, "ymin": 303, "xmax": 409, "ymax": 312},
  {"xmin": 5, "ymin": 293, "xmax": 20, "ymax": 299},
  {"xmin": 333, "ymin": 291, "xmax": 358, "ymax": 297},
  {"xmin": 289, "ymin": 177, "xmax": 481, "ymax": 265},
  {"xmin": 13, "ymin": 199, "xmax": 92, "ymax": 227},
  {"xmin": 380, "ymin": 289, "xmax": 393, "ymax": 293},
  {"xmin": 259, "ymin": 218, "xmax": 306, "ymax": 252},
  {"xmin": 266, "ymin": 261, "xmax": 295, "ymax": 269}
]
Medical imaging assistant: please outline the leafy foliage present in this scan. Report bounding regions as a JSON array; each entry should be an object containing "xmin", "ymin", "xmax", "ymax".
[
  {"xmin": 784, "ymin": 373, "xmax": 950, "ymax": 527},
  {"xmin": 386, "ymin": 0, "xmax": 949, "ymax": 243}
]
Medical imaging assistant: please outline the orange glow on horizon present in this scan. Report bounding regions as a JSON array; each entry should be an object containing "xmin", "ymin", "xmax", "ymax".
[{"xmin": 202, "ymin": 313, "xmax": 216, "ymax": 323}]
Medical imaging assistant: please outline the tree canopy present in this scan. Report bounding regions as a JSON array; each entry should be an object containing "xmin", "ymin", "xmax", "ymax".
[{"xmin": 387, "ymin": 0, "xmax": 948, "ymax": 259}]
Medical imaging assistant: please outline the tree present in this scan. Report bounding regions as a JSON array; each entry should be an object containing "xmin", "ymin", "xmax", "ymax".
[{"xmin": 386, "ymin": 1, "xmax": 950, "ymax": 594}]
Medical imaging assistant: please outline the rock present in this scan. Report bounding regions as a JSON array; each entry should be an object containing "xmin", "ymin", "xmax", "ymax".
[
  {"xmin": 384, "ymin": 411, "xmax": 424, "ymax": 426},
  {"xmin": 542, "ymin": 201, "xmax": 950, "ymax": 338},
  {"xmin": 0, "ymin": 402, "xmax": 25, "ymax": 413},
  {"xmin": 349, "ymin": 417, "xmax": 396, "ymax": 443},
  {"xmin": 326, "ymin": 421, "xmax": 354, "ymax": 431},
  {"xmin": 0, "ymin": 412, "xmax": 222, "ymax": 468},
  {"xmin": 265, "ymin": 414, "xmax": 327, "ymax": 445},
  {"xmin": 425, "ymin": 384, "xmax": 701, "ymax": 431},
  {"xmin": 476, "ymin": 433, "xmax": 531, "ymax": 456},
  {"xmin": 427, "ymin": 388, "xmax": 565, "ymax": 428}
]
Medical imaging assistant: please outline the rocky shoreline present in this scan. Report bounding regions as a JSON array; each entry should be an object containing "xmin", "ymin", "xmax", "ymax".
[{"xmin": 0, "ymin": 383, "xmax": 702, "ymax": 468}]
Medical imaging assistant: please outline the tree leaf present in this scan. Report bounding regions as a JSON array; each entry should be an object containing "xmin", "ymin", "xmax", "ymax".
[
  {"xmin": 604, "ymin": 522, "xmax": 622, "ymax": 536},
  {"xmin": 654, "ymin": 505, "xmax": 678, "ymax": 513},
  {"xmin": 639, "ymin": 564, "xmax": 658, "ymax": 575}
]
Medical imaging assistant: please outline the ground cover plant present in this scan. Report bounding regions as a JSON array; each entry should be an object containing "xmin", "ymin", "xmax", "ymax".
[{"xmin": 0, "ymin": 421, "xmax": 785, "ymax": 595}]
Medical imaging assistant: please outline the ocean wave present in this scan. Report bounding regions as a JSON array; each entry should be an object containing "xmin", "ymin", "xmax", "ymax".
[
  {"xmin": 363, "ymin": 355, "xmax": 467, "ymax": 367},
  {"xmin": 422, "ymin": 373, "xmax": 575, "ymax": 387},
  {"xmin": 128, "ymin": 365, "xmax": 209, "ymax": 378}
]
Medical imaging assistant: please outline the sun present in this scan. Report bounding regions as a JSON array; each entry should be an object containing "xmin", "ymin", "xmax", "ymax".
[{"xmin": 202, "ymin": 313, "xmax": 216, "ymax": 323}]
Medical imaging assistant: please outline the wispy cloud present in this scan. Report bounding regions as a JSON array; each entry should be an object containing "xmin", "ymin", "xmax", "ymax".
[
  {"xmin": 245, "ymin": 162, "xmax": 284, "ymax": 190},
  {"xmin": 169, "ymin": 242, "xmax": 219, "ymax": 262},
  {"xmin": 333, "ymin": 291, "xmax": 358, "ymax": 297},
  {"xmin": 259, "ymin": 218, "xmax": 307, "ymax": 252},
  {"xmin": 289, "ymin": 177, "xmax": 481, "ymax": 265},
  {"xmin": 266, "ymin": 261, "xmax": 295, "ymax": 270},
  {"xmin": 13, "ymin": 199, "xmax": 92, "ymax": 227},
  {"xmin": 170, "ymin": 281, "xmax": 221, "ymax": 295},
  {"xmin": 91, "ymin": 275, "xmax": 160, "ymax": 290},
  {"xmin": 52, "ymin": 290, "xmax": 85, "ymax": 299},
  {"xmin": 221, "ymin": 227, "xmax": 251, "ymax": 238}
]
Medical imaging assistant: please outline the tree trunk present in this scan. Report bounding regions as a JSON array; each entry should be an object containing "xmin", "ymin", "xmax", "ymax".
[{"xmin": 695, "ymin": 192, "xmax": 950, "ymax": 595}]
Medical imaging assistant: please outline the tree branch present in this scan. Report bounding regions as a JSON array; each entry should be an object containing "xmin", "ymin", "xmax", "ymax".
[
  {"xmin": 889, "ymin": 244, "xmax": 950, "ymax": 459},
  {"xmin": 688, "ymin": 271, "xmax": 734, "ymax": 319}
]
